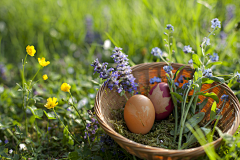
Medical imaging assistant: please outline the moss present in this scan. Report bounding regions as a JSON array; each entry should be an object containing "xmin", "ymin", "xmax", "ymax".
[
  {"xmin": 109, "ymin": 108, "xmax": 219, "ymax": 150},
  {"xmin": 110, "ymin": 108, "xmax": 178, "ymax": 149}
]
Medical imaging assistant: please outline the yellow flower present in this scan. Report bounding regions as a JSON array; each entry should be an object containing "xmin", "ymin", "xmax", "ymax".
[
  {"xmin": 61, "ymin": 83, "xmax": 71, "ymax": 92},
  {"xmin": 38, "ymin": 57, "xmax": 50, "ymax": 67},
  {"xmin": 26, "ymin": 45, "xmax": 36, "ymax": 57},
  {"xmin": 42, "ymin": 74, "xmax": 48, "ymax": 80},
  {"xmin": 44, "ymin": 97, "xmax": 58, "ymax": 109}
]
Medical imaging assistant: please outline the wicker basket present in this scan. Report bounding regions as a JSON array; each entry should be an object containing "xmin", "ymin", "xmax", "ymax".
[{"xmin": 94, "ymin": 62, "xmax": 240, "ymax": 160}]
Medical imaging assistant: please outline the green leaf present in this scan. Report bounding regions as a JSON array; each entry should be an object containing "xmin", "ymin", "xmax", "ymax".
[
  {"xmin": 91, "ymin": 144, "xmax": 101, "ymax": 151},
  {"xmin": 16, "ymin": 83, "xmax": 22, "ymax": 89},
  {"xmin": 206, "ymin": 61, "xmax": 222, "ymax": 68},
  {"xmin": 34, "ymin": 109, "xmax": 43, "ymax": 119},
  {"xmin": 170, "ymin": 92, "xmax": 183, "ymax": 101},
  {"xmin": 28, "ymin": 106, "xmax": 43, "ymax": 119},
  {"xmin": 68, "ymin": 151, "xmax": 80, "ymax": 160},
  {"xmin": 210, "ymin": 101, "xmax": 217, "ymax": 121},
  {"xmin": 170, "ymin": 130, "xmax": 174, "ymax": 136},
  {"xmin": 62, "ymin": 125, "xmax": 69, "ymax": 145},
  {"xmin": 172, "ymin": 95, "xmax": 177, "ymax": 104},
  {"xmin": 44, "ymin": 110, "xmax": 56, "ymax": 119},
  {"xmin": 13, "ymin": 154, "xmax": 20, "ymax": 160},
  {"xmin": 92, "ymin": 156, "xmax": 103, "ymax": 160},
  {"xmin": 198, "ymin": 98, "xmax": 208, "ymax": 111},
  {"xmin": 91, "ymin": 80, "xmax": 101, "ymax": 86},
  {"xmin": 32, "ymin": 96, "xmax": 43, "ymax": 103},
  {"xmin": 208, "ymin": 76, "xmax": 224, "ymax": 83},
  {"xmin": 182, "ymin": 127, "xmax": 211, "ymax": 149},
  {"xmin": 184, "ymin": 112, "xmax": 205, "ymax": 133},
  {"xmin": 192, "ymin": 54, "xmax": 202, "ymax": 69},
  {"xmin": 202, "ymin": 78, "xmax": 214, "ymax": 84},
  {"xmin": 68, "ymin": 136, "xmax": 74, "ymax": 146},
  {"xmin": 105, "ymin": 32, "xmax": 119, "ymax": 47},
  {"xmin": 200, "ymin": 127, "xmax": 211, "ymax": 136},
  {"xmin": 0, "ymin": 146, "xmax": 10, "ymax": 158},
  {"xmin": 195, "ymin": 92, "xmax": 219, "ymax": 103},
  {"xmin": 193, "ymin": 68, "xmax": 202, "ymax": 83},
  {"xmin": 15, "ymin": 125, "xmax": 23, "ymax": 135},
  {"xmin": 173, "ymin": 65, "xmax": 186, "ymax": 80}
]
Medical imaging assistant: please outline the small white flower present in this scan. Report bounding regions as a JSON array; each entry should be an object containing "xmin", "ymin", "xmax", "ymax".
[
  {"xmin": 160, "ymin": 140, "xmax": 163, "ymax": 143},
  {"xmin": 88, "ymin": 93, "xmax": 95, "ymax": 99},
  {"xmin": 0, "ymin": 86, "xmax": 4, "ymax": 93},
  {"xmin": 67, "ymin": 67, "xmax": 74, "ymax": 74},
  {"xmin": 19, "ymin": 143, "xmax": 27, "ymax": 151},
  {"xmin": 0, "ymin": 140, "xmax": 2, "ymax": 143},
  {"xmin": 103, "ymin": 39, "xmax": 111, "ymax": 50},
  {"xmin": 9, "ymin": 149, "xmax": 13, "ymax": 154}
]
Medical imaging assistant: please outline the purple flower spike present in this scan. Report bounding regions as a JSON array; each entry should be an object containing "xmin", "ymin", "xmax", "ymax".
[
  {"xmin": 4, "ymin": 139, "xmax": 8, "ymax": 144},
  {"xmin": 221, "ymin": 94, "xmax": 229, "ymax": 101},
  {"xmin": 182, "ymin": 82, "xmax": 189, "ymax": 90},
  {"xmin": 178, "ymin": 75, "xmax": 184, "ymax": 83},
  {"xmin": 209, "ymin": 53, "xmax": 219, "ymax": 62},
  {"xmin": 203, "ymin": 69, "xmax": 213, "ymax": 77},
  {"xmin": 188, "ymin": 59, "xmax": 193, "ymax": 64},
  {"xmin": 166, "ymin": 24, "xmax": 174, "ymax": 31},
  {"xmin": 183, "ymin": 45, "xmax": 192, "ymax": 54},
  {"xmin": 150, "ymin": 77, "xmax": 162, "ymax": 84},
  {"xmin": 163, "ymin": 65, "xmax": 173, "ymax": 74},
  {"xmin": 211, "ymin": 18, "xmax": 221, "ymax": 29},
  {"xmin": 91, "ymin": 118, "xmax": 96, "ymax": 123},
  {"xmin": 151, "ymin": 47, "xmax": 162, "ymax": 56}
]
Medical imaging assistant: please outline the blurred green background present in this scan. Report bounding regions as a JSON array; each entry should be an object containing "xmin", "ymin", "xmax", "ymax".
[
  {"xmin": 1, "ymin": 0, "xmax": 240, "ymax": 92},
  {"xmin": 1, "ymin": 0, "xmax": 240, "ymax": 65}
]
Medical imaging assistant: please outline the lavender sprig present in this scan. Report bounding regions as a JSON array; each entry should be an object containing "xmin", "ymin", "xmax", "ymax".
[{"xmin": 91, "ymin": 47, "xmax": 138, "ymax": 97}]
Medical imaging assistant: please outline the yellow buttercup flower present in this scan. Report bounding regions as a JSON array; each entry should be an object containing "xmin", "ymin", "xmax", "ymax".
[
  {"xmin": 44, "ymin": 97, "xmax": 58, "ymax": 109},
  {"xmin": 26, "ymin": 45, "xmax": 36, "ymax": 57},
  {"xmin": 38, "ymin": 57, "xmax": 50, "ymax": 67},
  {"xmin": 61, "ymin": 83, "xmax": 71, "ymax": 92},
  {"xmin": 42, "ymin": 74, "xmax": 48, "ymax": 80}
]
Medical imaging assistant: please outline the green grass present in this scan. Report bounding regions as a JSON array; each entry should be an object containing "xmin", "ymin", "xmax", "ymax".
[{"xmin": 0, "ymin": 0, "xmax": 240, "ymax": 159}]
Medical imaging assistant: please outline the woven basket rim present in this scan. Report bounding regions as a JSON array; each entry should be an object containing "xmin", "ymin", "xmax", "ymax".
[{"xmin": 94, "ymin": 62, "xmax": 240, "ymax": 156}]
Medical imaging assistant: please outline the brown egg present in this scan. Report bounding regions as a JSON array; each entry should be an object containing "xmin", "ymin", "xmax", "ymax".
[{"xmin": 124, "ymin": 95, "xmax": 155, "ymax": 134}]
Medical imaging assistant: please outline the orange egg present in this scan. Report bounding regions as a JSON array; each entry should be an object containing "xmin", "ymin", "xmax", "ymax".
[{"xmin": 124, "ymin": 95, "xmax": 155, "ymax": 134}]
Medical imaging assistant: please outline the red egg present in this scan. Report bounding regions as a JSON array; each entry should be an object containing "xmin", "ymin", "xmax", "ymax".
[
  {"xmin": 148, "ymin": 82, "xmax": 174, "ymax": 120},
  {"xmin": 124, "ymin": 95, "xmax": 155, "ymax": 134}
]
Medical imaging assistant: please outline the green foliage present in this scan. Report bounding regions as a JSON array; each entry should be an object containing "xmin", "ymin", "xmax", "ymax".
[{"xmin": 196, "ymin": 92, "xmax": 219, "ymax": 103}]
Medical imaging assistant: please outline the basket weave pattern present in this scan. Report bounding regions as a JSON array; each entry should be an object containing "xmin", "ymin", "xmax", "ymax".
[{"xmin": 94, "ymin": 62, "xmax": 240, "ymax": 160}]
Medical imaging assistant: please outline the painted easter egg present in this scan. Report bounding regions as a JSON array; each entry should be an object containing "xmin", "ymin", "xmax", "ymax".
[
  {"xmin": 148, "ymin": 82, "xmax": 174, "ymax": 120},
  {"xmin": 124, "ymin": 95, "xmax": 155, "ymax": 134}
]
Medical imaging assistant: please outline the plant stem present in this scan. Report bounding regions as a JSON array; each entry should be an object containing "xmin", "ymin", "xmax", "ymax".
[
  {"xmin": 22, "ymin": 54, "xmax": 28, "ymax": 88},
  {"xmin": 201, "ymin": 76, "xmax": 236, "ymax": 93},
  {"xmin": 35, "ymin": 119, "xmax": 39, "ymax": 144},
  {"xmin": 167, "ymin": 32, "xmax": 172, "ymax": 63},
  {"xmin": 6, "ymin": 128, "xmax": 20, "ymax": 144},
  {"xmin": 168, "ymin": 79, "xmax": 178, "ymax": 141},
  {"xmin": 53, "ymin": 108, "xmax": 81, "ymax": 145},
  {"xmin": 25, "ymin": 111, "xmax": 28, "ymax": 136},
  {"xmin": 69, "ymin": 91, "xmax": 87, "ymax": 129},
  {"xmin": 22, "ymin": 54, "xmax": 28, "ymax": 136},
  {"xmin": 178, "ymin": 89, "xmax": 196, "ymax": 149},
  {"xmin": 123, "ymin": 93, "xmax": 128, "ymax": 101},
  {"xmin": 31, "ymin": 67, "xmax": 42, "ymax": 83}
]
